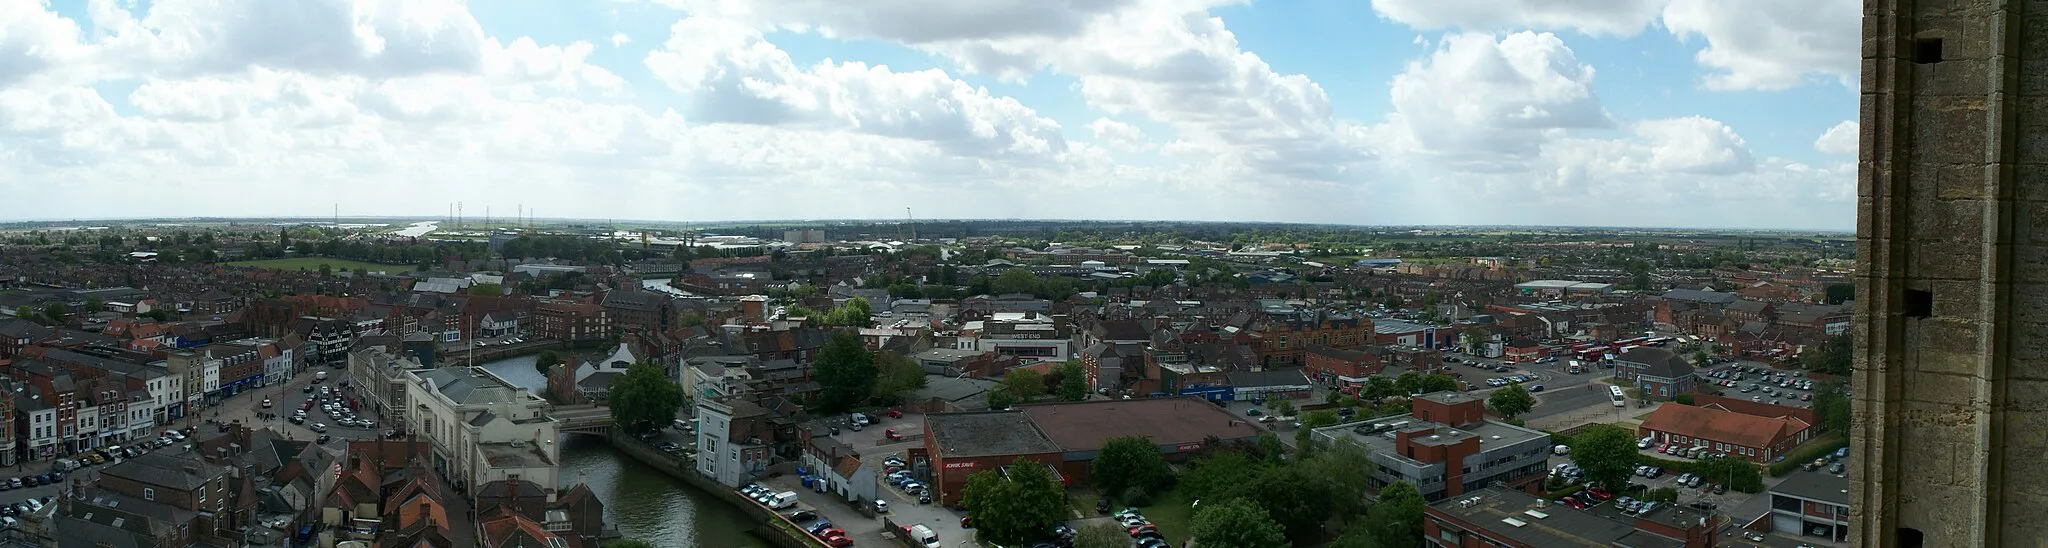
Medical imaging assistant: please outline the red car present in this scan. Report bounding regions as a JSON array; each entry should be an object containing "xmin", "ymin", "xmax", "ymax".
[
  {"xmin": 960, "ymin": 516, "xmax": 973, "ymax": 528},
  {"xmin": 887, "ymin": 409, "xmax": 903, "ymax": 418},
  {"xmin": 817, "ymin": 528, "xmax": 846, "ymax": 539},
  {"xmin": 885, "ymin": 429, "xmax": 903, "ymax": 441},
  {"xmin": 1129, "ymin": 524, "xmax": 1158, "ymax": 537},
  {"xmin": 1587, "ymin": 487, "xmax": 1613, "ymax": 501},
  {"xmin": 821, "ymin": 533, "xmax": 853, "ymax": 547}
]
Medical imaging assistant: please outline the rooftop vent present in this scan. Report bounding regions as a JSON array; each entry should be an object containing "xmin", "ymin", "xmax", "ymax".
[{"xmin": 1523, "ymin": 510, "xmax": 1549, "ymax": 520}]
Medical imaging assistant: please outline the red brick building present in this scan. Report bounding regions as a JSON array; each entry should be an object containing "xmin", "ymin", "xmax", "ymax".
[
  {"xmin": 1303, "ymin": 344, "xmax": 1383, "ymax": 382},
  {"xmin": 1638, "ymin": 403, "xmax": 1811, "ymax": 463},
  {"xmin": 917, "ymin": 397, "xmax": 1264, "ymax": 505}
]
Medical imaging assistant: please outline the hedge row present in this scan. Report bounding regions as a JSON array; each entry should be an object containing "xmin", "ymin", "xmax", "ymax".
[{"xmin": 1767, "ymin": 433, "xmax": 1850, "ymax": 477}]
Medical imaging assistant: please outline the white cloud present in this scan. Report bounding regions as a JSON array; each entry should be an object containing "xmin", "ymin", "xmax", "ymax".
[
  {"xmin": 1386, "ymin": 32, "xmax": 1611, "ymax": 170},
  {"xmin": 0, "ymin": 0, "xmax": 1854, "ymax": 228},
  {"xmin": 1088, "ymin": 118, "xmax": 1145, "ymax": 151},
  {"xmin": 1368, "ymin": 0, "xmax": 1667, "ymax": 37},
  {"xmin": 1815, "ymin": 121, "xmax": 1859, "ymax": 155},
  {"xmin": 1661, "ymin": 0, "xmax": 1861, "ymax": 90},
  {"xmin": 643, "ymin": 17, "xmax": 1070, "ymax": 161}
]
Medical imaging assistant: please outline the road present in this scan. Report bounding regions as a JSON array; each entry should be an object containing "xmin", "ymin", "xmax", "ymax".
[{"xmin": 210, "ymin": 364, "xmax": 390, "ymax": 449}]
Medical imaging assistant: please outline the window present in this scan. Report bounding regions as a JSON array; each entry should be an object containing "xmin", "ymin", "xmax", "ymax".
[{"xmin": 143, "ymin": 488, "xmax": 155, "ymax": 500}]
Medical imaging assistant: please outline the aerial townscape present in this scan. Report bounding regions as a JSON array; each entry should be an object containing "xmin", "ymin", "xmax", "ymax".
[
  {"xmin": 12, "ymin": 0, "xmax": 1970, "ymax": 546},
  {"xmin": 0, "ymin": 218, "xmax": 1857, "ymax": 548}
]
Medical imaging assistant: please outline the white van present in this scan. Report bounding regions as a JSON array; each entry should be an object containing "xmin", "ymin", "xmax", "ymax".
[
  {"xmin": 908, "ymin": 524, "xmax": 941, "ymax": 548},
  {"xmin": 768, "ymin": 491, "xmax": 800, "ymax": 510}
]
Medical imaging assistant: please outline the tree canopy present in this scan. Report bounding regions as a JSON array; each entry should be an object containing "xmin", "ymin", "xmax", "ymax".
[
  {"xmin": 1812, "ymin": 381, "xmax": 1851, "ymax": 434},
  {"xmin": 1055, "ymin": 360, "xmax": 1090, "ymax": 401},
  {"xmin": 1417, "ymin": 374, "xmax": 1460, "ymax": 394},
  {"xmin": 1567, "ymin": 423, "xmax": 1640, "ymax": 489},
  {"xmin": 812, "ymin": 332, "xmax": 878, "ymax": 413},
  {"xmin": 608, "ymin": 361, "xmax": 681, "ymax": 433},
  {"xmin": 1002, "ymin": 369, "xmax": 1047, "ymax": 402},
  {"xmin": 1358, "ymin": 481, "xmax": 1425, "ymax": 548},
  {"xmin": 961, "ymin": 460, "xmax": 1067, "ymax": 545},
  {"xmin": 1090, "ymin": 436, "xmax": 1173, "ymax": 501},
  {"xmin": 1073, "ymin": 523, "xmax": 1128, "ymax": 548},
  {"xmin": 1191, "ymin": 498, "xmax": 1290, "ymax": 548},
  {"xmin": 870, "ymin": 351, "xmax": 928, "ymax": 405},
  {"xmin": 1487, "ymin": 383, "xmax": 1536, "ymax": 419},
  {"xmin": 1237, "ymin": 466, "xmax": 1336, "ymax": 544},
  {"xmin": 1800, "ymin": 332, "xmax": 1852, "ymax": 376},
  {"xmin": 535, "ymin": 349, "xmax": 565, "ymax": 378}
]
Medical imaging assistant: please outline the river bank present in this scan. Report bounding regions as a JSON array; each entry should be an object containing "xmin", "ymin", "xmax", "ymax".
[{"xmin": 481, "ymin": 356, "xmax": 771, "ymax": 547}]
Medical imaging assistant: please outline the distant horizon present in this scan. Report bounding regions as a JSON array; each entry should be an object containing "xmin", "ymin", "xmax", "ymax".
[{"xmin": 0, "ymin": 215, "xmax": 1856, "ymax": 235}]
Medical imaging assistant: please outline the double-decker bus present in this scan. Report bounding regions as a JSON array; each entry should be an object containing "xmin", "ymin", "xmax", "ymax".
[{"xmin": 1647, "ymin": 337, "xmax": 1675, "ymax": 346}]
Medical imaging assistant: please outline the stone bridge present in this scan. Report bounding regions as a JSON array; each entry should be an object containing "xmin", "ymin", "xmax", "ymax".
[{"xmin": 554, "ymin": 404, "xmax": 614, "ymax": 437}]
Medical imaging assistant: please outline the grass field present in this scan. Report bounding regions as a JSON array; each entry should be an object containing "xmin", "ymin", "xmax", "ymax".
[{"xmin": 225, "ymin": 258, "xmax": 413, "ymax": 273}]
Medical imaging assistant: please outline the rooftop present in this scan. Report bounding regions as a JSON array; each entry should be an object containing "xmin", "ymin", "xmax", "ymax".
[
  {"xmin": 1771, "ymin": 469, "xmax": 1850, "ymax": 505},
  {"xmin": 926, "ymin": 411, "xmax": 1063, "ymax": 458},
  {"xmin": 478, "ymin": 441, "xmax": 556, "ymax": 469},
  {"xmin": 1431, "ymin": 486, "xmax": 1703, "ymax": 548},
  {"xmin": 1318, "ymin": 413, "xmax": 1548, "ymax": 464},
  {"xmin": 1019, "ymin": 397, "xmax": 1264, "ymax": 452},
  {"xmin": 412, "ymin": 367, "xmax": 539, "ymax": 407},
  {"xmin": 1638, "ymin": 404, "xmax": 1802, "ymax": 450}
]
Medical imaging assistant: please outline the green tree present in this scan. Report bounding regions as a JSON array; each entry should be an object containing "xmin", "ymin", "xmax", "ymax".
[
  {"xmin": 1812, "ymin": 381, "xmax": 1851, "ymax": 434},
  {"xmin": 1181, "ymin": 451, "xmax": 1266, "ymax": 503},
  {"xmin": 1692, "ymin": 350, "xmax": 1711, "ymax": 367},
  {"xmin": 318, "ymin": 263, "xmax": 332, "ymax": 277},
  {"xmin": 871, "ymin": 352, "xmax": 928, "ymax": 404},
  {"xmin": 1567, "ymin": 423, "xmax": 1640, "ymax": 490},
  {"xmin": 469, "ymin": 283, "xmax": 505, "ymax": 296},
  {"xmin": 535, "ymin": 349, "xmax": 565, "ymax": 378},
  {"xmin": 1674, "ymin": 393, "xmax": 1696, "ymax": 405},
  {"xmin": 1074, "ymin": 523, "xmax": 1129, "ymax": 548},
  {"xmin": 1418, "ymin": 374, "xmax": 1460, "ymax": 394},
  {"xmin": 82, "ymin": 298, "xmax": 103, "ymax": 314},
  {"xmin": 1238, "ymin": 466, "xmax": 1335, "ymax": 544},
  {"xmin": 813, "ymin": 332, "xmax": 878, "ymax": 413},
  {"xmin": 992, "ymin": 268, "xmax": 1041, "ymax": 295},
  {"xmin": 41, "ymin": 303, "xmax": 67, "ymax": 325},
  {"xmin": 607, "ymin": 361, "xmax": 681, "ymax": 433},
  {"xmin": 1487, "ymin": 383, "xmax": 1536, "ymax": 419},
  {"xmin": 1294, "ymin": 410, "xmax": 1342, "ymax": 454},
  {"xmin": 1191, "ymin": 498, "xmax": 1289, "ymax": 548},
  {"xmin": 1800, "ymin": 332, "xmax": 1852, "ymax": 375},
  {"xmin": 1055, "ymin": 360, "xmax": 1090, "ymax": 401},
  {"xmin": 1394, "ymin": 372, "xmax": 1421, "ymax": 395},
  {"xmin": 12, "ymin": 307, "xmax": 30, "ymax": 321},
  {"xmin": 1002, "ymin": 369, "xmax": 1047, "ymax": 402},
  {"xmin": 1360, "ymin": 481, "xmax": 1425, "ymax": 548},
  {"xmin": 1091, "ymin": 436, "xmax": 1172, "ymax": 501},
  {"xmin": 961, "ymin": 460, "xmax": 1066, "ymax": 545},
  {"xmin": 1302, "ymin": 440, "xmax": 1374, "ymax": 519},
  {"xmin": 1692, "ymin": 456, "xmax": 1765, "ymax": 492},
  {"xmin": 987, "ymin": 386, "xmax": 1018, "ymax": 410}
]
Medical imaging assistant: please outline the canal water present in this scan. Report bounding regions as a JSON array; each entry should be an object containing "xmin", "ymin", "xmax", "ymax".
[{"xmin": 483, "ymin": 354, "xmax": 766, "ymax": 548}]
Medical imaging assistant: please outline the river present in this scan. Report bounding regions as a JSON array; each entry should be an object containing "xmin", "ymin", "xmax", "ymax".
[{"xmin": 482, "ymin": 354, "xmax": 766, "ymax": 548}]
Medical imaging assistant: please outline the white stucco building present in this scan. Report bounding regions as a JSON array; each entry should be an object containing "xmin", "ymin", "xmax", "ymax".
[{"xmin": 403, "ymin": 367, "xmax": 561, "ymax": 492}]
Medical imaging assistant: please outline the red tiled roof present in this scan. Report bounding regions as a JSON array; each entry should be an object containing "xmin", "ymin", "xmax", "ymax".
[{"xmin": 1639, "ymin": 403, "xmax": 1804, "ymax": 449}]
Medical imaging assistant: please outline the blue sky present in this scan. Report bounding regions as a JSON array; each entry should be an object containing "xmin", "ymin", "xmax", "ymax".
[{"xmin": 5, "ymin": 0, "xmax": 1861, "ymax": 229}]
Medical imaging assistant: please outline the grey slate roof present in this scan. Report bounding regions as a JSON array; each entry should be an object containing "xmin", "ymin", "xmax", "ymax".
[
  {"xmin": 416, "ymin": 367, "xmax": 522, "ymax": 405},
  {"xmin": 926, "ymin": 411, "xmax": 1063, "ymax": 458},
  {"xmin": 101, "ymin": 451, "xmax": 225, "ymax": 491},
  {"xmin": 1615, "ymin": 347, "xmax": 1695, "ymax": 378},
  {"xmin": 1660, "ymin": 288, "xmax": 1739, "ymax": 305}
]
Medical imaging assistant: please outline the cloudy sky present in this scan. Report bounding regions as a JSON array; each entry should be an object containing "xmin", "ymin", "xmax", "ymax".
[{"xmin": 1, "ymin": 0, "xmax": 1858, "ymax": 229}]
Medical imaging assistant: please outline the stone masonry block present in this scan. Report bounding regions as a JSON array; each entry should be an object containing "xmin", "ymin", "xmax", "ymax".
[
  {"xmin": 1937, "ymin": 164, "xmax": 1991, "ymax": 199},
  {"xmin": 1910, "ymin": 98, "xmax": 1991, "ymax": 164},
  {"xmin": 1913, "ymin": 198, "xmax": 1989, "ymax": 243},
  {"xmin": 2009, "ymin": 321, "xmax": 2048, "ymax": 379},
  {"xmin": 1909, "ymin": 337, "xmax": 1986, "ymax": 378},
  {"xmin": 2026, "ymin": 203, "xmax": 2048, "ymax": 243},
  {"xmin": 1899, "ymin": 483, "xmax": 1986, "ymax": 545},
  {"xmin": 2015, "ymin": 165, "xmax": 2048, "ymax": 202},
  {"xmin": 2013, "ymin": 244, "xmax": 2048, "ymax": 282},
  {"xmin": 1930, "ymin": 279, "xmax": 1987, "ymax": 317},
  {"xmin": 1913, "ymin": 244, "xmax": 1988, "ymax": 279},
  {"xmin": 1904, "ymin": 369, "xmax": 1989, "ymax": 412},
  {"xmin": 2003, "ymin": 379, "xmax": 2048, "ymax": 413}
]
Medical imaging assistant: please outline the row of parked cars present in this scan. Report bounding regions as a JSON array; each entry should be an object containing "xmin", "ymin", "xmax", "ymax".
[
  {"xmin": 1484, "ymin": 374, "xmax": 1541, "ymax": 390},
  {"xmin": 1113, "ymin": 508, "xmax": 1169, "ymax": 548}
]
